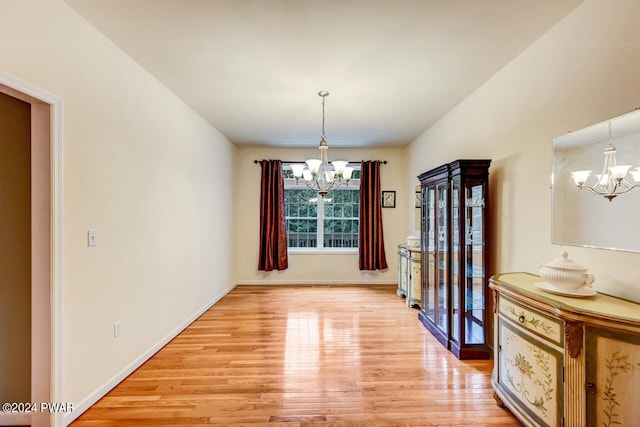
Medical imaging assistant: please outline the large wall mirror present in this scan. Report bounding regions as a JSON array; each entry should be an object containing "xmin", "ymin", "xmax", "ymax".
[{"xmin": 552, "ymin": 109, "xmax": 640, "ymax": 253}]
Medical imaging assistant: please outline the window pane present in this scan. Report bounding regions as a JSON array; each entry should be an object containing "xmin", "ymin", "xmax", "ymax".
[
  {"xmin": 282, "ymin": 169, "xmax": 294, "ymax": 179},
  {"xmin": 324, "ymin": 203, "xmax": 334, "ymax": 217},
  {"xmin": 299, "ymin": 202, "xmax": 308, "ymax": 217}
]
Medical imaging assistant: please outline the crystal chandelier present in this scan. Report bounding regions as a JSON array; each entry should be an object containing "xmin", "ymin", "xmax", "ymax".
[
  {"xmin": 290, "ymin": 91, "xmax": 354, "ymax": 197},
  {"xmin": 570, "ymin": 121, "xmax": 640, "ymax": 201}
]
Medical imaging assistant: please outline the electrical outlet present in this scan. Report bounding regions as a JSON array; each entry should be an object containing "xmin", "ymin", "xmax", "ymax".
[{"xmin": 114, "ymin": 321, "xmax": 122, "ymax": 338}]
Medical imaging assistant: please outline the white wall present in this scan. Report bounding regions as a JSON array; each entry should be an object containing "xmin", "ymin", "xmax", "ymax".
[
  {"xmin": 234, "ymin": 146, "xmax": 407, "ymax": 284},
  {"xmin": 0, "ymin": 0, "xmax": 236, "ymax": 423},
  {"xmin": 406, "ymin": 0, "xmax": 640, "ymax": 302}
]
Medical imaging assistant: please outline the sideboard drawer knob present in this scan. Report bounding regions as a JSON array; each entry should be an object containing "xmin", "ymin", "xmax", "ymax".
[
  {"xmin": 518, "ymin": 315, "xmax": 525, "ymax": 324},
  {"xmin": 586, "ymin": 382, "xmax": 596, "ymax": 394}
]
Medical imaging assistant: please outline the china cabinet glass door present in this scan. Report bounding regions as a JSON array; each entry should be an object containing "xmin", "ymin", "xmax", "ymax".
[
  {"xmin": 464, "ymin": 182, "xmax": 486, "ymax": 345},
  {"xmin": 423, "ymin": 185, "xmax": 436, "ymax": 322},
  {"xmin": 436, "ymin": 182, "xmax": 449, "ymax": 336},
  {"xmin": 451, "ymin": 178, "xmax": 460, "ymax": 343},
  {"xmin": 465, "ymin": 183, "xmax": 486, "ymax": 344}
]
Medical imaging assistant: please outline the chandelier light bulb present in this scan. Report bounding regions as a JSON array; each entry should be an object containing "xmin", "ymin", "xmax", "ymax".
[
  {"xmin": 609, "ymin": 164, "xmax": 631, "ymax": 181},
  {"xmin": 332, "ymin": 160, "xmax": 348, "ymax": 175},
  {"xmin": 571, "ymin": 170, "xmax": 591, "ymax": 188},
  {"xmin": 306, "ymin": 159, "xmax": 322, "ymax": 175},
  {"xmin": 290, "ymin": 163, "xmax": 305, "ymax": 180}
]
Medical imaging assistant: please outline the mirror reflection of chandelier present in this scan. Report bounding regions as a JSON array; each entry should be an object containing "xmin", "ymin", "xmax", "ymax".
[
  {"xmin": 570, "ymin": 121, "xmax": 640, "ymax": 201},
  {"xmin": 290, "ymin": 91, "xmax": 354, "ymax": 197}
]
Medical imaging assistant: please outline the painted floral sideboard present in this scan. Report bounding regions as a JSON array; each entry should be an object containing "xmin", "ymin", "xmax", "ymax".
[
  {"xmin": 489, "ymin": 272, "xmax": 640, "ymax": 427},
  {"xmin": 397, "ymin": 244, "xmax": 421, "ymax": 308}
]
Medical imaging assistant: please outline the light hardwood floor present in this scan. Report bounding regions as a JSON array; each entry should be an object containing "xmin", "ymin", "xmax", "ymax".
[{"xmin": 71, "ymin": 285, "xmax": 522, "ymax": 426}]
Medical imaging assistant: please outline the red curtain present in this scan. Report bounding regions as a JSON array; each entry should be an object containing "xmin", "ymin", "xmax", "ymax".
[
  {"xmin": 359, "ymin": 160, "xmax": 388, "ymax": 271},
  {"xmin": 258, "ymin": 160, "xmax": 288, "ymax": 271}
]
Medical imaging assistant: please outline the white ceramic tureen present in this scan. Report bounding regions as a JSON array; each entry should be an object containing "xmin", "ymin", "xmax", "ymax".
[
  {"xmin": 406, "ymin": 235, "xmax": 419, "ymax": 247},
  {"xmin": 539, "ymin": 251, "xmax": 595, "ymax": 291}
]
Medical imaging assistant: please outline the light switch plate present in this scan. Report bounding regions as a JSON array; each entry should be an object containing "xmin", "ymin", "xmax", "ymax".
[{"xmin": 88, "ymin": 229, "xmax": 97, "ymax": 246}]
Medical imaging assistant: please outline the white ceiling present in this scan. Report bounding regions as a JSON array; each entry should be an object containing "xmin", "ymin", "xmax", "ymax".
[{"xmin": 64, "ymin": 0, "xmax": 583, "ymax": 148}]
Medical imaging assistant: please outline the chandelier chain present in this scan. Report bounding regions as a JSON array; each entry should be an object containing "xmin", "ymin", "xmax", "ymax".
[{"xmin": 320, "ymin": 91, "xmax": 327, "ymax": 141}]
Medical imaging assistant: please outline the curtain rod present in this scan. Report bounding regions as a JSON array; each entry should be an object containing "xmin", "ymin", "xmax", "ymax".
[{"xmin": 254, "ymin": 160, "xmax": 387, "ymax": 164}]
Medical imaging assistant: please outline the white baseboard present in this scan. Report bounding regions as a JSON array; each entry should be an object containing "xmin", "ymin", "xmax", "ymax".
[
  {"xmin": 235, "ymin": 280, "xmax": 396, "ymax": 286},
  {"xmin": 61, "ymin": 282, "xmax": 237, "ymax": 426}
]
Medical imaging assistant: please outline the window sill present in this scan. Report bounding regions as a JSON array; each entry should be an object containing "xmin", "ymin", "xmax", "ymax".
[{"xmin": 288, "ymin": 248, "xmax": 358, "ymax": 255}]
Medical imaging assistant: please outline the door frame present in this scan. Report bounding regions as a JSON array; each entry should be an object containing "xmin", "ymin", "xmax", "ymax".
[{"xmin": 0, "ymin": 72, "xmax": 63, "ymax": 427}]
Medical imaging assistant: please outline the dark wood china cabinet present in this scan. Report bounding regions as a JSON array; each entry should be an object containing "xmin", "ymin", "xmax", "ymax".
[{"xmin": 418, "ymin": 159, "xmax": 491, "ymax": 359}]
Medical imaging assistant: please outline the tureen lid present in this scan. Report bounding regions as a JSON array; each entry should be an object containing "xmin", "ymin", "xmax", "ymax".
[{"xmin": 542, "ymin": 251, "xmax": 588, "ymax": 271}]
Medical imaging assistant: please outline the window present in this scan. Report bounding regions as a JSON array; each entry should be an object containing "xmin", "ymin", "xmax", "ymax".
[{"xmin": 284, "ymin": 164, "xmax": 360, "ymax": 250}]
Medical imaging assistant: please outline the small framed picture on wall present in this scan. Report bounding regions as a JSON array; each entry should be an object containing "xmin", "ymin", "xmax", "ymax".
[{"xmin": 382, "ymin": 191, "xmax": 396, "ymax": 208}]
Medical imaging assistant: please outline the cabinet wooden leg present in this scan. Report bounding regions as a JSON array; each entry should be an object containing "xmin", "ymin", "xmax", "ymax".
[{"xmin": 492, "ymin": 390, "xmax": 504, "ymax": 407}]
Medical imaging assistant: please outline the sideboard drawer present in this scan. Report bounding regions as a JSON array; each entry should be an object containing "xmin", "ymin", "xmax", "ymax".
[{"xmin": 498, "ymin": 295, "xmax": 563, "ymax": 347}]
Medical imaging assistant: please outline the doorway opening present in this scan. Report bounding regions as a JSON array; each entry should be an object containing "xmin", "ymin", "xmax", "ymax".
[{"xmin": 0, "ymin": 73, "xmax": 62, "ymax": 427}]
